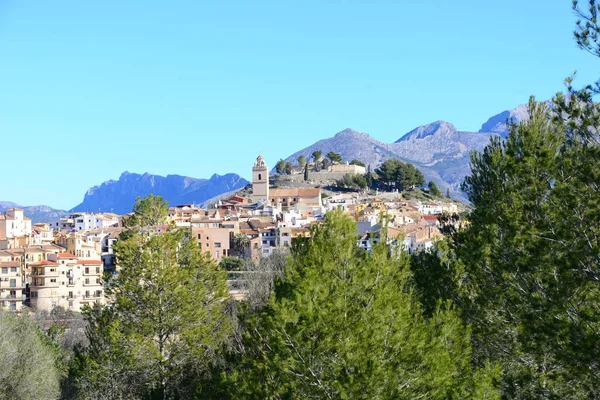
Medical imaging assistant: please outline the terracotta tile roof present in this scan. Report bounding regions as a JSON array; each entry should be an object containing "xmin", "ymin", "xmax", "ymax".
[
  {"xmin": 57, "ymin": 252, "xmax": 77, "ymax": 259},
  {"xmin": 78, "ymin": 260, "xmax": 103, "ymax": 265},
  {"xmin": 29, "ymin": 260, "xmax": 58, "ymax": 266},
  {"xmin": 0, "ymin": 261, "xmax": 21, "ymax": 268}
]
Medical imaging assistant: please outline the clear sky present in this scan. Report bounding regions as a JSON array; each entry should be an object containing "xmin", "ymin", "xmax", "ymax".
[{"xmin": 0, "ymin": 0, "xmax": 596, "ymax": 209}]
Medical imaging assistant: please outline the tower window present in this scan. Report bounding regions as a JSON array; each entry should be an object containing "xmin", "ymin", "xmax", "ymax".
[{"xmin": 258, "ymin": 174, "xmax": 262, "ymax": 180}]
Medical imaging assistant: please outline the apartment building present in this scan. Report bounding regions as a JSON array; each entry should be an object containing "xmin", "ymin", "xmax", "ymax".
[
  {"xmin": 29, "ymin": 252, "xmax": 104, "ymax": 312},
  {"xmin": 0, "ymin": 261, "xmax": 23, "ymax": 312}
]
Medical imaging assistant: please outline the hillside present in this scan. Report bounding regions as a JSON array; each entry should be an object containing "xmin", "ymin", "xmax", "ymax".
[{"xmin": 283, "ymin": 101, "xmax": 536, "ymax": 198}]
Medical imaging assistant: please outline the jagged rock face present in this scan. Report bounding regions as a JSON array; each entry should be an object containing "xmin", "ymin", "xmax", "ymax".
[
  {"xmin": 284, "ymin": 128, "xmax": 400, "ymax": 168},
  {"xmin": 283, "ymin": 101, "xmax": 539, "ymax": 201},
  {"xmin": 71, "ymin": 172, "xmax": 249, "ymax": 214},
  {"xmin": 392, "ymin": 121, "xmax": 494, "ymax": 165},
  {"xmin": 479, "ymin": 103, "xmax": 530, "ymax": 137}
]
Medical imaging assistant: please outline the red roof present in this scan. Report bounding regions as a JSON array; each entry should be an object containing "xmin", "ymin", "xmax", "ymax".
[
  {"xmin": 29, "ymin": 260, "xmax": 58, "ymax": 266},
  {"xmin": 0, "ymin": 261, "xmax": 21, "ymax": 268},
  {"xmin": 423, "ymin": 215, "xmax": 438, "ymax": 221},
  {"xmin": 78, "ymin": 260, "xmax": 103, "ymax": 265},
  {"xmin": 58, "ymin": 252, "xmax": 77, "ymax": 258}
]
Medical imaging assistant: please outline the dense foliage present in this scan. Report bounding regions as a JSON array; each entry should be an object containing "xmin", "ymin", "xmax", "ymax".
[
  {"xmin": 0, "ymin": 310, "xmax": 61, "ymax": 400},
  {"xmin": 222, "ymin": 211, "xmax": 499, "ymax": 399},
  {"xmin": 374, "ymin": 158, "xmax": 425, "ymax": 191}
]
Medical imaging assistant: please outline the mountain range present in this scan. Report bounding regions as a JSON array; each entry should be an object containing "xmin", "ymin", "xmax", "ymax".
[
  {"xmin": 2, "ymin": 101, "xmax": 532, "ymax": 221},
  {"xmin": 283, "ymin": 101, "xmax": 532, "ymax": 200},
  {"xmin": 70, "ymin": 172, "xmax": 249, "ymax": 214},
  {"xmin": 0, "ymin": 202, "xmax": 69, "ymax": 224}
]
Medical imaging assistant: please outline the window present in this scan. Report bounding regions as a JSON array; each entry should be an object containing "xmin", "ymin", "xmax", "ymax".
[
  {"xmin": 31, "ymin": 292, "xmax": 38, "ymax": 298},
  {"xmin": 68, "ymin": 291, "xmax": 73, "ymax": 299},
  {"xmin": 85, "ymin": 267, "xmax": 89, "ymax": 274},
  {"xmin": 215, "ymin": 251, "xmax": 220, "ymax": 259},
  {"xmin": 96, "ymin": 267, "xmax": 100, "ymax": 274},
  {"xmin": 10, "ymin": 267, "xmax": 16, "ymax": 273},
  {"xmin": 214, "ymin": 242, "xmax": 221, "ymax": 248},
  {"xmin": 68, "ymin": 301, "xmax": 73, "ymax": 308},
  {"xmin": 96, "ymin": 290, "xmax": 102, "ymax": 298},
  {"xmin": 50, "ymin": 278, "xmax": 56, "ymax": 283},
  {"xmin": 9, "ymin": 291, "xmax": 16, "ymax": 298},
  {"xmin": 9, "ymin": 302, "xmax": 15, "ymax": 311},
  {"xmin": 9, "ymin": 279, "xmax": 15, "ymax": 288},
  {"xmin": 85, "ymin": 291, "xmax": 90, "ymax": 298},
  {"xmin": 258, "ymin": 174, "xmax": 262, "ymax": 180},
  {"xmin": 197, "ymin": 233, "xmax": 201, "ymax": 240},
  {"xmin": 1, "ymin": 268, "xmax": 6, "ymax": 274},
  {"xmin": 85, "ymin": 278, "xmax": 89, "ymax": 285}
]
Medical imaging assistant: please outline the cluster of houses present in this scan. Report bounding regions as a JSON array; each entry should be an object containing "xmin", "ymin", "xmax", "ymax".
[{"xmin": 0, "ymin": 155, "xmax": 460, "ymax": 313}]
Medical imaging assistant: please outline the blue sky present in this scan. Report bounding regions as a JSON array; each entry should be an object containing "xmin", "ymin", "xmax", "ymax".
[{"xmin": 0, "ymin": 0, "xmax": 596, "ymax": 209}]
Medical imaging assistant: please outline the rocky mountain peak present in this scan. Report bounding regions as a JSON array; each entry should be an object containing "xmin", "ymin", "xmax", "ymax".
[{"xmin": 396, "ymin": 120, "xmax": 457, "ymax": 142}]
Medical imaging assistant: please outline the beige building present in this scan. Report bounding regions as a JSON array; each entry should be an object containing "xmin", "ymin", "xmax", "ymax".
[
  {"xmin": 0, "ymin": 261, "xmax": 23, "ymax": 312},
  {"xmin": 29, "ymin": 253, "xmax": 104, "ymax": 312},
  {"xmin": 192, "ymin": 226, "xmax": 237, "ymax": 261},
  {"xmin": 252, "ymin": 155, "xmax": 269, "ymax": 202},
  {"xmin": 270, "ymin": 188, "xmax": 322, "ymax": 208}
]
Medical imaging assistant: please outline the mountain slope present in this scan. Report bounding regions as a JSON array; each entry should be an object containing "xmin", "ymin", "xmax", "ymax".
[
  {"xmin": 0, "ymin": 202, "xmax": 68, "ymax": 224},
  {"xmin": 281, "ymin": 102, "xmax": 541, "ymax": 200},
  {"xmin": 71, "ymin": 172, "xmax": 249, "ymax": 214}
]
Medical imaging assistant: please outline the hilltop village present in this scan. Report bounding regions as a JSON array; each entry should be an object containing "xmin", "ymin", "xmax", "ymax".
[{"xmin": 0, "ymin": 155, "xmax": 462, "ymax": 313}]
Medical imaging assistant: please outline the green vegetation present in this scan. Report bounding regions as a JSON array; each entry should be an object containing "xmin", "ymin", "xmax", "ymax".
[
  {"xmin": 335, "ymin": 173, "xmax": 368, "ymax": 190},
  {"xmin": 326, "ymin": 150, "xmax": 342, "ymax": 163},
  {"xmin": 70, "ymin": 196, "xmax": 231, "ymax": 399},
  {"xmin": 350, "ymin": 159, "xmax": 366, "ymax": 167},
  {"xmin": 0, "ymin": 310, "xmax": 61, "ymax": 399},
  {"xmin": 296, "ymin": 155, "xmax": 306, "ymax": 167},
  {"xmin": 374, "ymin": 158, "xmax": 425, "ymax": 191},
  {"xmin": 427, "ymin": 180, "xmax": 442, "ymax": 196},
  {"xmin": 275, "ymin": 159, "xmax": 292, "ymax": 174},
  {"xmin": 311, "ymin": 150, "xmax": 322, "ymax": 171},
  {"xmin": 222, "ymin": 211, "xmax": 499, "ymax": 399}
]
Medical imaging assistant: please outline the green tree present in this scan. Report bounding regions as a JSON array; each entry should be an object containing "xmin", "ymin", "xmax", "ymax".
[
  {"xmin": 303, "ymin": 163, "xmax": 309, "ymax": 181},
  {"xmin": 225, "ymin": 211, "xmax": 499, "ymax": 399},
  {"xmin": 428, "ymin": 181, "xmax": 442, "ymax": 196},
  {"xmin": 375, "ymin": 159, "xmax": 425, "ymax": 191},
  {"xmin": 275, "ymin": 159, "xmax": 288, "ymax": 174},
  {"xmin": 326, "ymin": 151, "xmax": 342, "ymax": 163},
  {"xmin": 72, "ymin": 196, "xmax": 232, "ymax": 399},
  {"xmin": 311, "ymin": 150, "xmax": 322, "ymax": 171},
  {"xmin": 350, "ymin": 159, "xmax": 366, "ymax": 167},
  {"xmin": 0, "ymin": 310, "xmax": 61, "ymax": 399},
  {"xmin": 220, "ymin": 256, "xmax": 245, "ymax": 271},
  {"xmin": 296, "ymin": 155, "xmax": 306, "ymax": 167},
  {"xmin": 431, "ymin": 98, "xmax": 600, "ymax": 398},
  {"xmin": 335, "ymin": 173, "xmax": 367, "ymax": 190}
]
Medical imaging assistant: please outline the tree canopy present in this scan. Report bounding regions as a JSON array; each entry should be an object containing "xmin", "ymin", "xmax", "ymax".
[
  {"xmin": 374, "ymin": 159, "xmax": 425, "ymax": 191},
  {"xmin": 223, "ymin": 211, "xmax": 499, "ymax": 399}
]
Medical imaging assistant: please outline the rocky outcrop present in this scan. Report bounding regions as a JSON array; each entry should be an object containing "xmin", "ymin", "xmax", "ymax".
[{"xmin": 70, "ymin": 172, "xmax": 249, "ymax": 214}]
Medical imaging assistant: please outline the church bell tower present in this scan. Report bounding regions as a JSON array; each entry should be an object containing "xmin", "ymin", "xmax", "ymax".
[{"xmin": 252, "ymin": 155, "xmax": 269, "ymax": 202}]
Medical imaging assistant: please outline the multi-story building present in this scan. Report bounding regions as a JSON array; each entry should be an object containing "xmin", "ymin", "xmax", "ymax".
[
  {"xmin": 29, "ymin": 253, "xmax": 104, "ymax": 312},
  {"xmin": 0, "ymin": 261, "xmax": 23, "ymax": 312},
  {"xmin": 0, "ymin": 208, "xmax": 32, "ymax": 240},
  {"xmin": 50, "ymin": 213, "xmax": 120, "ymax": 232}
]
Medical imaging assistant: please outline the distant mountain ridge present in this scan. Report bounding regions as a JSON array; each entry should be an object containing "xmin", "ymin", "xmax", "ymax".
[
  {"xmin": 284, "ymin": 101, "xmax": 534, "ymax": 199},
  {"xmin": 71, "ymin": 172, "xmax": 249, "ymax": 214},
  {"xmin": 0, "ymin": 202, "xmax": 69, "ymax": 224}
]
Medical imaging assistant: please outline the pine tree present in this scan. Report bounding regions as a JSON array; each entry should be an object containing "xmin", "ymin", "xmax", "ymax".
[
  {"xmin": 225, "ymin": 210, "xmax": 499, "ymax": 399},
  {"xmin": 303, "ymin": 163, "xmax": 308, "ymax": 181},
  {"xmin": 72, "ymin": 196, "xmax": 232, "ymax": 399}
]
